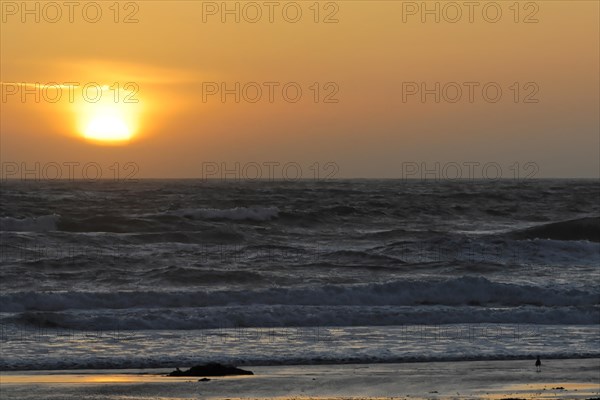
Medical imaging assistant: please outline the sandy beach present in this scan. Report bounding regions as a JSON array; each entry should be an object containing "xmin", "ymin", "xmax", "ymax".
[{"xmin": 1, "ymin": 358, "xmax": 599, "ymax": 400}]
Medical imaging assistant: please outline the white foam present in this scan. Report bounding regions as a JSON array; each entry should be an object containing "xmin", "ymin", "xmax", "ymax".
[
  {"xmin": 0, "ymin": 324, "xmax": 598, "ymax": 371},
  {"xmin": 2, "ymin": 277, "xmax": 598, "ymax": 328}
]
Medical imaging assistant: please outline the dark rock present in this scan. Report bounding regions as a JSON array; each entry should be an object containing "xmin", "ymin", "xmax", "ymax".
[{"xmin": 169, "ymin": 362, "xmax": 253, "ymax": 377}]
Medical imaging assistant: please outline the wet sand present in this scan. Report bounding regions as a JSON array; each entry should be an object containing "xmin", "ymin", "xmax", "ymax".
[{"xmin": 1, "ymin": 358, "xmax": 599, "ymax": 399}]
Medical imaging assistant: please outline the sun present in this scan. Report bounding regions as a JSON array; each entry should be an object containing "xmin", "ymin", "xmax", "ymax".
[
  {"xmin": 84, "ymin": 114, "xmax": 133, "ymax": 142},
  {"xmin": 72, "ymin": 84, "xmax": 143, "ymax": 145}
]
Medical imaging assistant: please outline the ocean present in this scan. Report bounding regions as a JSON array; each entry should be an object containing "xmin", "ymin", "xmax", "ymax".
[{"xmin": 1, "ymin": 179, "xmax": 599, "ymax": 370}]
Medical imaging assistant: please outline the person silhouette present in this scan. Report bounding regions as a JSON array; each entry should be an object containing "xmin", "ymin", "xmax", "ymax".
[{"xmin": 535, "ymin": 356, "xmax": 541, "ymax": 372}]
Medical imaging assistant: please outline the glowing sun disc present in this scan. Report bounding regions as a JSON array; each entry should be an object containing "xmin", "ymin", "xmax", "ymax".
[{"xmin": 84, "ymin": 116, "xmax": 133, "ymax": 142}]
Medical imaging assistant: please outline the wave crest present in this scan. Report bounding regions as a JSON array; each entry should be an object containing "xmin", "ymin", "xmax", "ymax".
[{"xmin": 511, "ymin": 217, "xmax": 600, "ymax": 242}]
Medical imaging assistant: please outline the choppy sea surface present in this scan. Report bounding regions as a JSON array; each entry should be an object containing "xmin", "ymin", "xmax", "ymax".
[{"xmin": 1, "ymin": 179, "xmax": 599, "ymax": 370}]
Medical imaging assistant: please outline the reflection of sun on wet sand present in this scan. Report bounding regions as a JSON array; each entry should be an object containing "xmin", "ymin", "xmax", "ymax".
[
  {"xmin": 0, "ymin": 371, "xmax": 254, "ymax": 385},
  {"xmin": 1, "ymin": 359, "xmax": 599, "ymax": 400}
]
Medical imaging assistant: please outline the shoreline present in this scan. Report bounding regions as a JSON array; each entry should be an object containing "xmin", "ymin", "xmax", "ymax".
[
  {"xmin": 2, "ymin": 322, "xmax": 599, "ymax": 372},
  {"xmin": 2, "ymin": 353, "xmax": 600, "ymax": 373},
  {"xmin": 1, "ymin": 358, "xmax": 599, "ymax": 400},
  {"xmin": 0, "ymin": 353, "xmax": 600, "ymax": 375}
]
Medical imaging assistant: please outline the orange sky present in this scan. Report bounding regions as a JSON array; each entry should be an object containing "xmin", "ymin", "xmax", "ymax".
[{"xmin": 1, "ymin": 1, "xmax": 598, "ymax": 178}]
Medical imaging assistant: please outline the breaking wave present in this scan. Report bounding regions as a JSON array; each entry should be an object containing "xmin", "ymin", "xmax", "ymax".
[
  {"xmin": 2, "ymin": 277, "xmax": 598, "ymax": 323},
  {"xmin": 511, "ymin": 217, "xmax": 600, "ymax": 242}
]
